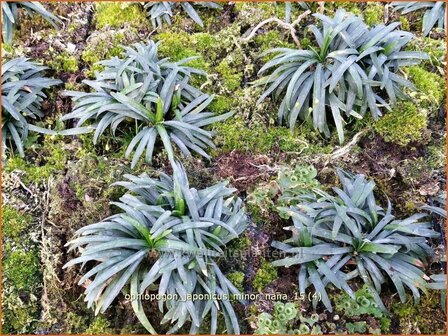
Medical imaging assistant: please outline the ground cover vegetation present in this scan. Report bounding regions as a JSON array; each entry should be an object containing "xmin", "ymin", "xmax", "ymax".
[{"xmin": 1, "ymin": 1, "xmax": 446, "ymax": 334}]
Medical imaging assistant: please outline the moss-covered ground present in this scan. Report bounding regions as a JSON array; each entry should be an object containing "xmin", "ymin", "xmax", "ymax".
[{"xmin": 2, "ymin": 2, "xmax": 446, "ymax": 334}]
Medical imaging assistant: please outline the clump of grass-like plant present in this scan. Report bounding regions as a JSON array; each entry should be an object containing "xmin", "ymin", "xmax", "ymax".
[
  {"xmin": 392, "ymin": 2, "xmax": 446, "ymax": 36},
  {"xmin": 2, "ymin": 2, "xmax": 61, "ymax": 43},
  {"xmin": 2, "ymin": 57, "xmax": 61, "ymax": 159},
  {"xmin": 272, "ymin": 169, "xmax": 442, "ymax": 312},
  {"xmin": 255, "ymin": 9, "xmax": 428, "ymax": 143},
  {"xmin": 64, "ymin": 161, "xmax": 248, "ymax": 334},
  {"xmin": 61, "ymin": 42, "xmax": 232, "ymax": 168}
]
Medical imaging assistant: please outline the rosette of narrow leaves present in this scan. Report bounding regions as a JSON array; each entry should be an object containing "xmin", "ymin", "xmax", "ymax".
[
  {"xmin": 2, "ymin": 2, "xmax": 61, "ymax": 43},
  {"xmin": 255, "ymin": 9, "xmax": 428, "ymax": 144},
  {"xmin": 64, "ymin": 162, "xmax": 247, "ymax": 334},
  {"xmin": 272, "ymin": 169, "xmax": 439, "ymax": 312},
  {"xmin": 392, "ymin": 2, "xmax": 446, "ymax": 36},
  {"xmin": 2, "ymin": 57, "xmax": 61, "ymax": 158},
  {"xmin": 143, "ymin": 1, "xmax": 222, "ymax": 28},
  {"xmin": 61, "ymin": 42, "xmax": 231, "ymax": 168}
]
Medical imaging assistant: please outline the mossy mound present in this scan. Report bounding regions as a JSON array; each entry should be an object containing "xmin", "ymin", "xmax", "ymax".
[
  {"xmin": 227, "ymin": 271, "xmax": 245, "ymax": 291},
  {"xmin": 154, "ymin": 23, "xmax": 247, "ymax": 100},
  {"xmin": 85, "ymin": 316, "xmax": 114, "ymax": 334},
  {"xmin": 363, "ymin": 2, "xmax": 384, "ymax": 26},
  {"xmin": 374, "ymin": 101, "xmax": 427, "ymax": 146},
  {"xmin": 2, "ymin": 206, "xmax": 41, "ymax": 334},
  {"xmin": 2, "ymin": 1, "xmax": 446, "ymax": 334},
  {"xmin": 2, "ymin": 206, "xmax": 32, "ymax": 240},
  {"xmin": 407, "ymin": 66, "xmax": 445, "ymax": 107},
  {"xmin": 94, "ymin": 2, "xmax": 147, "ymax": 29},
  {"xmin": 5, "ymin": 135, "xmax": 67, "ymax": 185},
  {"xmin": 253, "ymin": 259, "xmax": 278, "ymax": 292},
  {"xmin": 47, "ymin": 51, "xmax": 79, "ymax": 73}
]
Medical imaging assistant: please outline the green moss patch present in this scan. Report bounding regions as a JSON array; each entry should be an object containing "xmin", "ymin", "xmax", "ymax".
[
  {"xmin": 85, "ymin": 316, "xmax": 113, "ymax": 334},
  {"xmin": 5, "ymin": 135, "xmax": 67, "ymax": 185},
  {"xmin": 2, "ymin": 206, "xmax": 32, "ymax": 240},
  {"xmin": 212, "ymin": 116, "xmax": 332, "ymax": 157},
  {"xmin": 252, "ymin": 259, "xmax": 278, "ymax": 292},
  {"xmin": 47, "ymin": 51, "xmax": 79, "ymax": 73},
  {"xmin": 408, "ymin": 66, "xmax": 445, "ymax": 106},
  {"xmin": 363, "ymin": 2, "xmax": 384, "ymax": 26},
  {"xmin": 406, "ymin": 36, "xmax": 446, "ymax": 72},
  {"xmin": 2, "ymin": 205, "xmax": 41, "ymax": 334},
  {"xmin": 253, "ymin": 30, "xmax": 295, "ymax": 52},
  {"xmin": 1, "ymin": 287, "xmax": 40, "ymax": 334},
  {"xmin": 3, "ymin": 2, "xmax": 446, "ymax": 334},
  {"xmin": 3, "ymin": 249, "xmax": 40, "ymax": 290},
  {"xmin": 155, "ymin": 31, "xmax": 210, "ymax": 71},
  {"xmin": 375, "ymin": 101, "xmax": 427, "ymax": 146},
  {"xmin": 95, "ymin": 2, "xmax": 147, "ymax": 29},
  {"xmin": 216, "ymin": 59, "xmax": 243, "ymax": 91},
  {"xmin": 227, "ymin": 271, "xmax": 245, "ymax": 291}
]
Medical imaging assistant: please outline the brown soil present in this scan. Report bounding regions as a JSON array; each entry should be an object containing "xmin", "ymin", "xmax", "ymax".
[{"xmin": 213, "ymin": 151, "xmax": 273, "ymax": 193}]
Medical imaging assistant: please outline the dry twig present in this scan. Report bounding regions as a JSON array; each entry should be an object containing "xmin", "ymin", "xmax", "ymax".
[
  {"xmin": 323, "ymin": 130, "xmax": 365, "ymax": 166},
  {"xmin": 240, "ymin": 10, "xmax": 311, "ymax": 48},
  {"xmin": 318, "ymin": 2, "xmax": 325, "ymax": 14}
]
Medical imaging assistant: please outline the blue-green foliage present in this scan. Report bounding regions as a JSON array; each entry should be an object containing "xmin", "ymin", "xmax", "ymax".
[
  {"xmin": 255, "ymin": 9, "xmax": 427, "ymax": 144},
  {"xmin": 2, "ymin": 57, "xmax": 61, "ymax": 159}
]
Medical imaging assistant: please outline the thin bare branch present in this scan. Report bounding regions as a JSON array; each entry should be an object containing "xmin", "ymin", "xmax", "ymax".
[
  {"xmin": 240, "ymin": 10, "xmax": 311, "ymax": 48},
  {"xmin": 318, "ymin": 2, "xmax": 325, "ymax": 14},
  {"xmin": 324, "ymin": 130, "xmax": 365, "ymax": 166}
]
